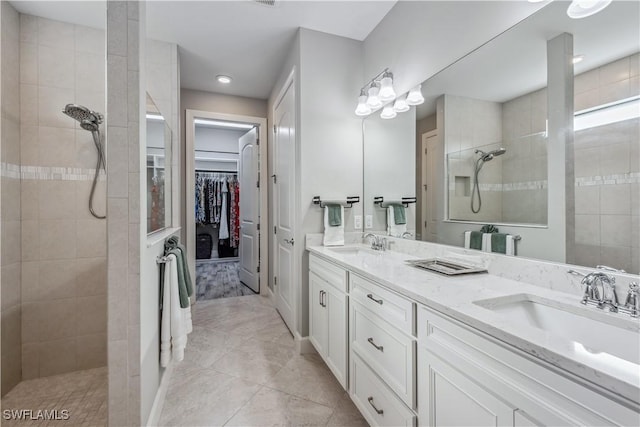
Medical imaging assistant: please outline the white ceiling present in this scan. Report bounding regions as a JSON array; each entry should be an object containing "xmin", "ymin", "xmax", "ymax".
[
  {"xmin": 415, "ymin": 0, "xmax": 640, "ymax": 118},
  {"xmin": 146, "ymin": 1, "xmax": 396, "ymax": 99},
  {"xmin": 10, "ymin": 1, "xmax": 395, "ymax": 100}
]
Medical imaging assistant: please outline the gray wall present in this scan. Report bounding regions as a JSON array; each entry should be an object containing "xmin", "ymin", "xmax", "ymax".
[
  {"xmin": 362, "ymin": 1, "xmax": 547, "ymax": 96},
  {"xmin": 1, "ymin": 0, "xmax": 22, "ymax": 396},
  {"xmin": 298, "ymin": 28, "xmax": 363, "ymax": 337}
]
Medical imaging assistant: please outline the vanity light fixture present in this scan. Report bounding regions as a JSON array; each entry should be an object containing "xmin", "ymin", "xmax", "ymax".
[
  {"xmin": 216, "ymin": 75, "xmax": 232, "ymax": 84},
  {"xmin": 572, "ymin": 54, "xmax": 585, "ymax": 64},
  {"xmin": 194, "ymin": 118, "xmax": 254, "ymax": 129},
  {"xmin": 378, "ymin": 71, "xmax": 396, "ymax": 102},
  {"xmin": 146, "ymin": 113, "xmax": 164, "ymax": 121},
  {"xmin": 567, "ymin": 0, "xmax": 612, "ymax": 19},
  {"xmin": 380, "ymin": 104, "xmax": 397, "ymax": 119},
  {"xmin": 406, "ymin": 84, "xmax": 425, "ymax": 106},
  {"xmin": 393, "ymin": 95, "xmax": 410, "ymax": 113},
  {"xmin": 366, "ymin": 83, "xmax": 382, "ymax": 109},
  {"xmin": 355, "ymin": 88, "xmax": 372, "ymax": 116}
]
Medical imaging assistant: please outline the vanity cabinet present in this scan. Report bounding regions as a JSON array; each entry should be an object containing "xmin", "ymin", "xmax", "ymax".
[
  {"xmin": 349, "ymin": 272, "xmax": 417, "ymax": 425},
  {"xmin": 417, "ymin": 306, "xmax": 639, "ymax": 427},
  {"xmin": 308, "ymin": 255, "xmax": 348, "ymax": 389}
]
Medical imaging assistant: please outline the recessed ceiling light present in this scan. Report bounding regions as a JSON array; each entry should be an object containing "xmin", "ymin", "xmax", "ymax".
[
  {"xmin": 567, "ymin": 0, "xmax": 612, "ymax": 19},
  {"xmin": 216, "ymin": 75, "xmax": 232, "ymax": 84},
  {"xmin": 573, "ymin": 55, "xmax": 585, "ymax": 64}
]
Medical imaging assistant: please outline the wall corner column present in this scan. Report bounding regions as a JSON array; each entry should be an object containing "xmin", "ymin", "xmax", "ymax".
[
  {"xmin": 547, "ymin": 33, "xmax": 574, "ymax": 263},
  {"xmin": 106, "ymin": 1, "xmax": 143, "ymax": 425}
]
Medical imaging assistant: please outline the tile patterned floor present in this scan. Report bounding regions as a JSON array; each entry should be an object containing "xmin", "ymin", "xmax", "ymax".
[
  {"xmin": 158, "ymin": 295, "xmax": 368, "ymax": 427},
  {"xmin": 0, "ymin": 367, "xmax": 107, "ymax": 427},
  {"xmin": 196, "ymin": 260, "xmax": 255, "ymax": 300}
]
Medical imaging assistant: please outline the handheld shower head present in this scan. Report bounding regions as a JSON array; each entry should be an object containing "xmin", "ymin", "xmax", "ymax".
[
  {"xmin": 477, "ymin": 147, "xmax": 506, "ymax": 162},
  {"xmin": 62, "ymin": 104, "xmax": 103, "ymax": 129}
]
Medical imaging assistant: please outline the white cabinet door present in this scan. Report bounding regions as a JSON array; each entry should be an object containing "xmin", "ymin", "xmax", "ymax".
[
  {"xmin": 325, "ymin": 283, "xmax": 348, "ymax": 389},
  {"xmin": 421, "ymin": 348, "xmax": 514, "ymax": 427},
  {"xmin": 309, "ymin": 272, "xmax": 328, "ymax": 357}
]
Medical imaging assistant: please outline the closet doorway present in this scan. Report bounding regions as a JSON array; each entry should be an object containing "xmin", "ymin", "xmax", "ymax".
[{"xmin": 186, "ymin": 110, "xmax": 267, "ymax": 301}]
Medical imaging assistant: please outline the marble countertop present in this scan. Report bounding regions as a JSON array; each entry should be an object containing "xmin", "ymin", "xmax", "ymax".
[{"xmin": 307, "ymin": 244, "xmax": 640, "ymax": 404}]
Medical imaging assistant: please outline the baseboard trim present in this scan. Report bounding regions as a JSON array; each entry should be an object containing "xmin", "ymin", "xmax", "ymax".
[
  {"xmin": 294, "ymin": 333, "xmax": 317, "ymax": 355},
  {"xmin": 146, "ymin": 363, "xmax": 174, "ymax": 426}
]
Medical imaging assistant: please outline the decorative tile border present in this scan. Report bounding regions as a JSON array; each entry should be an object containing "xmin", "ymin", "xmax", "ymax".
[
  {"xmin": 1, "ymin": 163, "xmax": 105, "ymax": 181},
  {"xmin": 450, "ymin": 172, "xmax": 639, "ymax": 192}
]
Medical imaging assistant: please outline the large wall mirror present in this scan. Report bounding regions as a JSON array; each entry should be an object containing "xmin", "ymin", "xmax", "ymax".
[
  {"xmin": 146, "ymin": 93, "xmax": 173, "ymax": 234},
  {"xmin": 362, "ymin": 0, "xmax": 639, "ymax": 272}
]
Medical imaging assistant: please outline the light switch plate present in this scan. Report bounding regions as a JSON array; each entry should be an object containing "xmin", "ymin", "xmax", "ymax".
[
  {"xmin": 365, "ymin": 215, "xmax": 373, "ymax": 229},
  {"xmin": 354, "ymin": 215, "xmax": 362, "ymax": 230}
]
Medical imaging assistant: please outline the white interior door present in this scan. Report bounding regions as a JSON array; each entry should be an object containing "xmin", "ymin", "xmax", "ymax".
[
  {"xmin": 238, "ymin": 127, "xmax": 259, "ymax": 293},
  {"xmin": 422, "ymin": 131, "xmax": 440, "ymax": 242},
  {"xmin": 274, "ymin": 80, "xmax": 296, "ymax": 333}
]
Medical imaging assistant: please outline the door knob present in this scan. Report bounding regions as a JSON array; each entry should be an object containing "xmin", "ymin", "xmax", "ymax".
[{"xmin": 284, "ymin": 238, "xmax": 295, "ymax": 246}]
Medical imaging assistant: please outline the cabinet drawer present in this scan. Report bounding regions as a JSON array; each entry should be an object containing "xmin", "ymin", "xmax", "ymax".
[
  {"xmin": 309, "ymin": 254, "xmax": 347, "ymax": 292},
  {"xmin": 351, "ymin": 301, "xmax": 415, "ymax": 407},
  {"xmin": 351, "ymin": 273, "xmax": 414, "ymax": 335},
  {"xmin": 351, "ymin": 353, "xmax": 415, "ymax": 427}
]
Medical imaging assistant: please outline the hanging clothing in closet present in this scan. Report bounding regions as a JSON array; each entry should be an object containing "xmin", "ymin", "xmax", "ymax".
[{"xmin": 195, "ymin": 172, "xmax": 241, "ymax": 257}]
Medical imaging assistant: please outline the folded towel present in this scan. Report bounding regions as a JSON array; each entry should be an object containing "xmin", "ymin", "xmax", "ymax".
[
  {"xmin": 164, "ymin": 236, "xmax": 193, "ymax": 308},
  {"xmin": 387, "ymin": 206, "xmax": 407, "ymax": 237},
  {"xmin": 469, "ymin": 231, "xmax": 483, "ymax": 250},
  {"xmin": 326, "ymin": 204, "xmax": 342, "ymax": 227},
  {"xmin": 390, "ymin": 203, "xmax": 406, "ymax": 225},
  {"xmin": 480, "ymin": 224, "xmax": 499, "ymax": 233},
  {"xmin": 323, "ymin": 205, "xmax": 344, "ymax": 246},
  {"xmin": 485, "ymin": 233, "xmax": 515, "ymax": 255},
  {"xmin": 160, "ymin": 254, "xmax": 193, "ymax": 368}
]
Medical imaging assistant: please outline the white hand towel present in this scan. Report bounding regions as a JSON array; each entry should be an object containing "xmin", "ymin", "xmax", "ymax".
[
  {"xmin": 323, "ymin": 206, "xmax": 344, "ymax": 246},
  {"xmin": 387, "ymin": 206, "xmax": 407, "ymax": 238},
  {"xmin": 160, "ymin": 254, "xmax": 192, "ymax": 368},
  {"xmin": 464, "ymin": 231, "xmax": 471, "ymax": 249}
]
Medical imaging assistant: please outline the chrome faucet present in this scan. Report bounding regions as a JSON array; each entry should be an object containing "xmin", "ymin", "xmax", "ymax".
[
  {"xmin": 624, "ymin": 282, "xmax": 639, "ymax": 318},
  {"xmin": 363, "ymin": 233, "xmax": 386, "ymax": 251},
  {"xmin": 568, "ymin": 269, "xmax": 639, "ymax": 318}
]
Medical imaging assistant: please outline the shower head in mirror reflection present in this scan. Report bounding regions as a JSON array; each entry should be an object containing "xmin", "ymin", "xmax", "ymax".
[{"xmin": 475, "ymin": 147, "xmax": 507, "ymax": 162}]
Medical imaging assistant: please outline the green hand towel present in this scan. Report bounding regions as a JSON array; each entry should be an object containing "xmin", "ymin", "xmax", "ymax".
[
  {"xmin": 480, "ymin": 224, "xmax": 499, "ymax": 233},
  {"xmin": 391, "ymin": 203, "xmax": 406, "ymax": 225},
  {"xmin": 164, "ymin": 236, "xmax": 194, "ymax": 307},
  {"xmin": 327, "ymin": 204, "xmax": 342, "ymax": 227},
  {"xmin": 470, "ymin": 231, "xmax": 483, "ymax": 250},
  {"xmin": 491, "ymin": 233, "xmax": 508, "ymax": 254}
]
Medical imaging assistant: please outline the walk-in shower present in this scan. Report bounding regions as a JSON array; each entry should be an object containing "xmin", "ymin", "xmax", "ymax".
[
  {"xmin": 63, "ymin": 104, "xmax": 106, "ymax": 219},
  {"xmin": 471, "ymin": 147, "xmax": 506, "ymax": 213}
]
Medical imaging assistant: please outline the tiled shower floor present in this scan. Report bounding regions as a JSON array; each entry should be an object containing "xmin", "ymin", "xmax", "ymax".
[{"xmin": 0, "ymin": 367, "xmax": 107, "ymax": 426}]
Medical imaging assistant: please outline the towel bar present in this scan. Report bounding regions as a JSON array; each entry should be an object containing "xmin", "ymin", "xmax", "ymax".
[
  {"xmin": 312, "ymin": 196, "xmax": 360, "ymax": 208},
  {"xmin": 374, "ymin": 196, "xmax": 417, "ymax": 208},
  {"xmin": 156, "ymin": 255, "xmax": 173, "ymax": 264},
  {"xmin": 461, "ymin": 232, "xmax": 522, "ymax": 241}
]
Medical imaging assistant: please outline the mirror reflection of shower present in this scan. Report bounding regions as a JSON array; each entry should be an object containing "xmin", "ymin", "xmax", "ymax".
[
  {"xmin": 470, "ymin": 147, "xmax": 506, "ymax": 213},
  {"xmin": 62, "ymin": 104, "xmax": 106, "ymax": 219}
]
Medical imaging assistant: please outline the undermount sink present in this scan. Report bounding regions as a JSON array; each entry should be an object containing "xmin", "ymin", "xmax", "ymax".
[
  {"xmin": 474, "ymin": 294, "xmax": 640, "ymax": 365},
  {"xmin": 328, "ymin": 246, "xmax": 375, "ymax": 256}
]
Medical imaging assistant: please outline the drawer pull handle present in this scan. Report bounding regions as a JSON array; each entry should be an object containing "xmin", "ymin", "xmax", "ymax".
[
  {"xmin": 368, "ymin": 337, "xmax": 384, "ymax": 352},
  {"xmin": 367, "ymin": 293, "xmax": 383, "ymax": 305},
  {"xmin": 367, "ymin": 396, "xmax": 384, "ymax": 415}
]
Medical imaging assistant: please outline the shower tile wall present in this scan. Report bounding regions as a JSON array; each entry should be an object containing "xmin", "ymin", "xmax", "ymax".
[
  {"xmin": 444, "ymin": 94, "xmax": 503, "ymax": 222},
  {"xmin": 19, "ymin": 15, "xmax": 107, "ymax": 379},
  {"xmin": 501, "ymin": 88, "xmax": 548, "ymax": 225},
  {"xmin": 573, "ymin": 53, "xmax": 640, "ymax": 273},
  {"xmin": 1, "ymin": 0, "xmax": 22, "ymax": 395}
]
